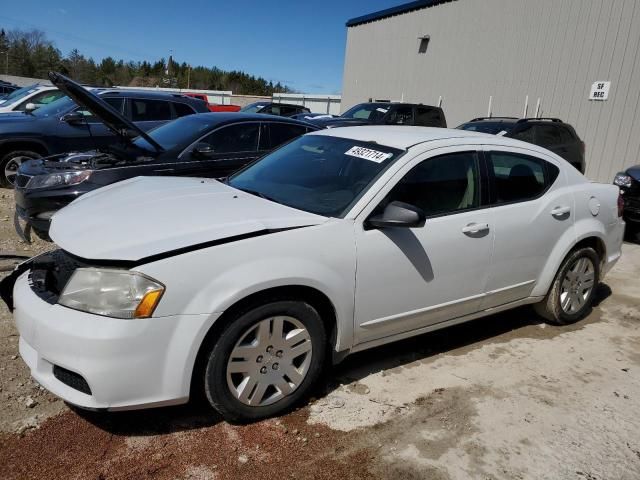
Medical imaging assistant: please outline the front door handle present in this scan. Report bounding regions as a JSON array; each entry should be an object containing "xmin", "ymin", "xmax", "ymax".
[
  {"xmin": 461, "ymin": 222, "xmax": 490, "ymax": 234},
  {"xmin": 551, "ymin": 206, "xmax": 571, "ymax": 217}
]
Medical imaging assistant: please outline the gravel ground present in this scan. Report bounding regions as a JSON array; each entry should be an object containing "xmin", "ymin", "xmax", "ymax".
[{"xmin": 0, "ymin": 192, "xmax": 638, "ymax": 479}]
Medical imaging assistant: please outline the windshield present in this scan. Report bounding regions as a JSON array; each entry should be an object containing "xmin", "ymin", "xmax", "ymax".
[
  {"xmin": 229, "ymin": 135, "xmax": 403, "ymax": 217},
  {"xmin": 239, "ymin": 102, "xmax": 267, "ymax": 114},
  {"xmin": 32, "ymin": 96, "xmax": 74, "ymax": 118},
  {"xmin": 457, "ymin": 122, "xmax": 514, "ymax": 134},
  {"xmin": 133, "ymin": 115, "xmax": 214, "ymax": 151},
  {"xmin": 341, "ymin": 103, "xmax": 390, "ymax": 121},
  {"xmin": 0, "ymin": 84, "xmax": 38, "ymax": 105}
]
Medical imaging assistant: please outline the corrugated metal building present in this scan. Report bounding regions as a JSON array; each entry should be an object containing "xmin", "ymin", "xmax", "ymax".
[{"xmin": 341, "ymin": 0, "xmax": 640, "ymax": 182}]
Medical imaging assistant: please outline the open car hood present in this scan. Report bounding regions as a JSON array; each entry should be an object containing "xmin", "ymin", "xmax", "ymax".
[
  {"xmin": 48, "ymin": 72, "xmax": 164, "ymax": 153},
  {"xmin": 49, "ymin": 177, "xmax": 327, "ymax": 262}
]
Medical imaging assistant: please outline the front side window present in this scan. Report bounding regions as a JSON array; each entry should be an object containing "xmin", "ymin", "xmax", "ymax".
[
  {"xmin": 75, "ymin": 97, "xmax": 124, "ymax": 122},
  {"xmin": 488, "ymin": 151, "xmax": 558, "ymax": 204},
  {"xmin": 383, "ymin": 152, "xmax": 480, "ymax": 217},
  {"xmin": 131, "ymin": 99, "xmax": 172, "ymax": 121},
  {"xmin": 415, "ymin": 107, "xmax": 442, "ymax": 127},
  {"xmin": 229, "ymin": 135, "xmax": 403, "ymax": 217},
  {"xmin": 510, "ymin": 125, "xmax": 535, "ymax": 143},
  {"xmin": 199, "ymin": 123, "xmax": 259, "ymax": 154},
  {"xmin": 239, "ymin": 102, "xmax": 268, "ymax": 114},
  {"xmin": 341, "ymin": 103, "xmax": 388, "ymax": 121}
]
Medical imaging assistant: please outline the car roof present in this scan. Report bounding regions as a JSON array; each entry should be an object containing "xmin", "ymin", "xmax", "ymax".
[
  {"xmin": 175, "ymin": 112, "xmax": 319, "ymax": 128},
  {"xmin": 309, "ymin": 126, "xmax": 529, "ymax": 150},
  {"xmin": 96, "ymin": 89, "xmax": 202, "ymax": 103}
]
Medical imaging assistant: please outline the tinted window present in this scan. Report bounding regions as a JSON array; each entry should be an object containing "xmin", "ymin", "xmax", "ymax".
[
  {"xmin": 267, "ymin": 123, "xmax": 308, "ymax": 149},
  {"xmin": 535, "ymin": 125, "xmax": 562, "ymax": 147},
  {"xmin": 131, "ymin": 99, "xmax": 172, "ymax": 121},
  {"xmin": 384, "ymin": 152, "xmax": 479, "ymax": 217},
  {"xmin": 200, "ymin": 123, "xmax": 259, "ymax": 153},
  {"xmin": 75, "ymin": 97, "xmax": 124, "ymax": 122},
  {"xmin": 173, "ymin": 102, "xmax": 196, "ymax": 117},
  {"xmin": 488, "ymin": 151, "xmax": 558, "ymax": 204},
  {"xmin": 229, "ymin": 135, "xmax": 403, "ymax": 217},
  {"xmin": 415, "ymin": 107, "xmax": 443, "ymax": 127},
  {"xmin": 559, "ymin": 126, "xmax": 575, "ymax": 143},
  {"xmin": 280, "ymin": 106, "xmax": 299, "ymax": 116},
  {"xmin": 458, "ymin": 122, "xmax": 514, "ymax": 134},
  {"xmin": 510, "ymin": 125, "xmax": 535, "ymax": 143},
  {"xmin": 386, "ymin": 106, "xmax": 413, "ymax": 125},
  {"xmin": 342, "ymin": 103, "xmax": 388, "ymax": 121}
]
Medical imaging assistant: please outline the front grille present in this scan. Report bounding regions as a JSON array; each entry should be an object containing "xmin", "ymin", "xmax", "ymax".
[
  {"xmin": 15, "ymin": 173, "xmax": 32, "ymax": 188},
  {"xmin": 28, "ymin": 250, "xmax": 90, "ymax": 304},
  {"xmin": 53, "ymin": 365, "xmax": 92, "ymax": 395}
]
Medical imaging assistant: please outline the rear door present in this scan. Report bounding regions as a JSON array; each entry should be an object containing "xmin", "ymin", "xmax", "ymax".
[
  {"xmin": 263, "ymin": 122, "xmax": 310, "ymax": 152},
  {"xmin": 481, "ymin": 148, "xmax": 572, "ymax": 308},
  {"xmin": 172, "ymin": 122, "xmax": 261, "ymax": 178}
]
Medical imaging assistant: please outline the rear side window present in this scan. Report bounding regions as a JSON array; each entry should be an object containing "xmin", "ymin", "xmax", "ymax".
[
  {"xmin": 559, "ymin": 126, "xmax": 575, "ymax": 143},
  {"xmin": 266, "ymin": 123, "xmax": 308, "ymax": 149},
  {"xmin": 386, "ymin": 106, "xmax": 413, "ymax": 125},
  {"xmin": 173, "ymin": 102, "xmax": 196, "ymax": 118},
  {"xmin": 510, "ymin": 126, "xmax": 535, "ymax": 143},
  {"xmin": 200, "ymin": 123, "xmax": 259, "ymax": 153},
  {"xmin": 131, "ymin": 99, "xmax": 172, "ymax": 121},
  {"xmin": 415, "ymin": 107, "xmax": 443, "ymax": 127},
  {"xmin": 279, "ymin": 106, "xmax": 299, "ymax": 117},
  {"xmin": 488, "ymin": 151, "xmax": 559, "ymax": 204},
  {"xmin": 535, "ymin": 125, "xmax": 562, "ymax": 147}
]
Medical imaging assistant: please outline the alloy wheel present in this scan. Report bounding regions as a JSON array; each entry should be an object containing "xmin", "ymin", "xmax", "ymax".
[
  {"xmin": 4, "ymin": 156, "xmax": 25, "ymax": 186},
  {"xmin": 560, "ymin": 256, "xmax": 595, "ymax": 314},
  {"xmin": 226, "ymin": 316, "xmax": 313, "ymax": 407}
]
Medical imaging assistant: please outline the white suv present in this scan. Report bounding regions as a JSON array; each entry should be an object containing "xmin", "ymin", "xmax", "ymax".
[
  {"xmin": 0, "ymin": 84, "xmax": 64, "ymax": 113},
  {"xmin": 2, "ymin": 126, "xmax": 625, "ymax": 422}
]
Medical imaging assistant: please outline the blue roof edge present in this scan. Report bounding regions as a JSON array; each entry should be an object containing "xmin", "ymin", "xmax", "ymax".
[{"xmin": 346, "ymin": 0, "xmax": 454, "ymax": 27}]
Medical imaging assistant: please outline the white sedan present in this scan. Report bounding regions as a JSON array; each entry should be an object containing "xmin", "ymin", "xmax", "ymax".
[{"xmin": 1, "ymin": 126, "xmax": 625, "ymax": 422}]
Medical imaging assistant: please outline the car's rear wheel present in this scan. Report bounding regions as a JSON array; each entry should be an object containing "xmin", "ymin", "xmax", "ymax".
[
  {"xmin": 535, "ymin": 247, "xmax": 599, "ymax": 325},
  {"xmin": 0, "ymin": 150, "xmax": 41, "ymax": 188},
  {"xmin": 203, "ymin": 300, "xmax": 326, "ymax": 423}
]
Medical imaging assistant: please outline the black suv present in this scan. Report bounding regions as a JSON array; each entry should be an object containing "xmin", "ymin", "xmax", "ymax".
[
  {"xmin": 0, "ymin": 82, "xmax": 208, "ymax": 187},
  {"xmin": 308, "ymin": 102, "xmax": 447, "ymax": 128},
  {"xmin": 457, "ymin": 117, "xmax": 585, "ymax": 173},
  {"xmin": 239, "ymin": 102, "xmax": 311, "ymax": 117},
  {"xmin": 14, "ymin": 73, "xmax": 319, "ymax": 241}
]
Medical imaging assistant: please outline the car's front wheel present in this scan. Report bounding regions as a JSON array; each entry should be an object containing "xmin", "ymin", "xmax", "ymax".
[
  {"xmin": 535, "ymin": 247, "xmax": 600, "ymax": 325},
  {"xmin": 0, "ymin": 150, "xmax": 41, "ymax": 188},
  {"xmin": 203, "ymin": 300, "xmax": 326, "ymax": 423}
]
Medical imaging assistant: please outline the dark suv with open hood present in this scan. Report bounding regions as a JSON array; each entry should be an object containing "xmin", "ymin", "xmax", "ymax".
[
  {"xmin": 14, "ymin": 73, "xmax": 319, "ymax": 241},
  {"xmin": 0, "ymin": 79, "xmax": 208, "ymax": 187}
]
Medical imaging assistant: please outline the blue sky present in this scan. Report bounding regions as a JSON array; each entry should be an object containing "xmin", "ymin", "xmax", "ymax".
[{"xmin": 0, "ymin": 0, "xmax": 402, "ymax": 94}]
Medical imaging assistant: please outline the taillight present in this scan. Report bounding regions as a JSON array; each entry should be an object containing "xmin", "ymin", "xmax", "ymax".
[{"xmin": 618, "ymin": 191, "xmax": 624, "ymax": 217}]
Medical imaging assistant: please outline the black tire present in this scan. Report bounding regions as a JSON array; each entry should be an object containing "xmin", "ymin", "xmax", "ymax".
[
  {"xmin": 534, "ymin": 247, "xmax": 600, "ymax": 325},
  {"xmin": 0, "ymin": 150, "xmax": 41, "ymax": 188},
  {"xmin": 203, "ymin": 300, "xmax": 327, "ymax": 423}
]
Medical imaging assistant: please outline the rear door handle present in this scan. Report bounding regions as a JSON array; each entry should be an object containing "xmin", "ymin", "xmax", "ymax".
[
  {"xmin": 551, "ymin": 206, "xmax": 571, "ymax": 217},
  {"xmin": 461, "ymin": 222, "xmax": 490, "ymax": 234}
]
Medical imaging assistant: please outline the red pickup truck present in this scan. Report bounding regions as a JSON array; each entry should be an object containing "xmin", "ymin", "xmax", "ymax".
[{"xmin": 184, "ymin": 93, "xmax": 241, "ymax": 112}]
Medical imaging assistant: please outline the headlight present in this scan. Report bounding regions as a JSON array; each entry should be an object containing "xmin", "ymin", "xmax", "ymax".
[
  {"xmin": 26, "ymin": 170, "xmax": 92, "ymax": 189},
  {"xmin": 613, "ymin": 173, "xmax": 632, "ymax": 189},
  {"xmin": 58, "ymin": 268, "xmax": 164, "ymax": 319}
]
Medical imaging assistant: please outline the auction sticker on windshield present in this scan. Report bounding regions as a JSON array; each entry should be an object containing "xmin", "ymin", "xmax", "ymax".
[{"xmin": 345, "ymin": 146, "xmax": 393, "ymax": 163}]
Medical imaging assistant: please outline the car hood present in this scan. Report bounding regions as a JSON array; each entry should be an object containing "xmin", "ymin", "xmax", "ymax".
[
  {"xmin": 49, "ymin": 176, "xmax": 327, "ymax": 262},
  {"xmin": 48, "ymin": 71, "xmax": 164, "ymax": 153},
  {"xmin": 627, "ymin": 165, "xmax": 640, "ymax": 181}
]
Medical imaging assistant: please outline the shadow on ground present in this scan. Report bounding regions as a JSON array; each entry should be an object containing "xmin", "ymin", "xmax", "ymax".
[{"xmin": 74, "ymin": 283, "xmax": 612, "ymax": 436}]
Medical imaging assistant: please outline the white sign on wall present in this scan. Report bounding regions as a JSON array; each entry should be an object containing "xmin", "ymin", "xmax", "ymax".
[{"xmin": 589, "ymin": 81, "xmax": 611, "ymax": 101}]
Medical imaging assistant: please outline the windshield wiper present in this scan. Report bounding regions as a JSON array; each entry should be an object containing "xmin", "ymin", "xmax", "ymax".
[{"xmin": 235, "ymin": 187, "xmax": 278, "ymax": 203}]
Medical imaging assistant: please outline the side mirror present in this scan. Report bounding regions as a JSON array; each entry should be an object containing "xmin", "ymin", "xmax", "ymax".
[
  {"xmin": 61, "ymin": 111, "xmax": 85, "ymax": 124},
  {"xmin": 24, "ymin": 103, "xmax": 38, "ymax": 112},
  {"xmin": 192, "ymin": 143, "xmax": 215, "ymax": 158},
  {"xmin": 366, "ymin": 201, "xmax": 426, "ymax": 229}
]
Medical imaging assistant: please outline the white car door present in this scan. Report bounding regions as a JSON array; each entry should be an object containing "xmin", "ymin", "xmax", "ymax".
[
  {"xmin": 353, "ymin": 148, "xmax": 494, "ymax": 345},
  {"xmin": 480, "ymin": 148, "xmax": 573, "ymax": 309}
]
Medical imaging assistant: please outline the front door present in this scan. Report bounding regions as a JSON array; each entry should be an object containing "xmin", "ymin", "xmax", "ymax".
[{"xmin": 354, "ymin": 149, "xmax": 493, "ymax": 345}]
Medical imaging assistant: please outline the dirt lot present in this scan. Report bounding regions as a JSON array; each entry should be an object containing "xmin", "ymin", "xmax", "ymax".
[{"xmin": 0, "ymin": 193, "xmax": 639, "ymax": 479}]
